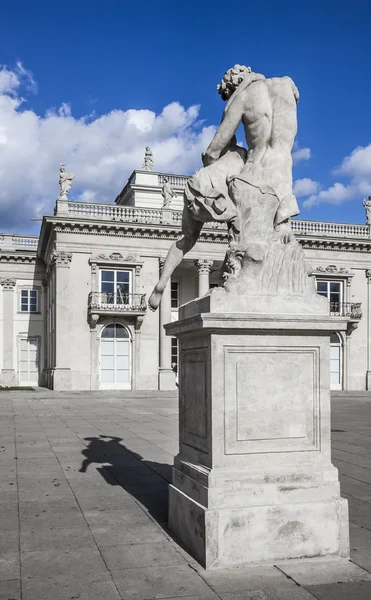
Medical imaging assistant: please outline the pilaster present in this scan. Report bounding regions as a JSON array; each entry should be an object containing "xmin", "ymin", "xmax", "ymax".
[
  {"xmin": 366, "ymin": 270, "xmax": 371, "ymax": 390},
  {"xmin": 0, "ymin": 278, "xmax": 16, "ymax": 385},
  {"xmin": 50, "ymin": 252, "xmax": 73, "ymax": 390},
  {"xmin": 158, "ymin": 258, "xmax": 174, "ymax": 390}
]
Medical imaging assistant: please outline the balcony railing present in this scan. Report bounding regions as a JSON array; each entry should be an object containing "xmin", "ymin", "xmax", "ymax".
[
  {"xmin": 329, "ymin": 302, "xmax": 362, "ymax": 319},
  {"xmin": 89, "ymin": 292, "xmax": 147, "ymax": 312}
]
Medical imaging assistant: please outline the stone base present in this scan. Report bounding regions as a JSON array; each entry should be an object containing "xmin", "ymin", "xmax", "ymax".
[
  {"xmin": 52, "ymin": 368, "xmax": 72, "ymax": 390},
  {"xmin": 165, "ymin": 308, "xmax": 350, "ymax": 569},
  {"xmin": 169, "ymin": 484, "xmax": 349, "ymax": 569},
  {"xmin": 158, "ymin": 368, "xmax": 176, "ymax": 390},
  {"xmin": 0, "ymin": 369, "xmax": 16, "ymax": 386}
]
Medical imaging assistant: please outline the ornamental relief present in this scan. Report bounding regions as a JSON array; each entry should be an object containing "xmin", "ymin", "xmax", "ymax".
[
  {"xmin": 94, "ymin": 252, "xmax": 138, "ymax": 262},
  {"xmin": 314, "ymin": 265, "xmax": 349, "ymax": 274},
  {"xmin": 0, "ymin": 278, "xmax": 16, "ymax": 290}
]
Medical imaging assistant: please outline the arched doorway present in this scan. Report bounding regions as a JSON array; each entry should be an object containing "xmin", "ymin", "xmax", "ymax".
[
  {"xmin": 330, "ymin": 332, "xmax": 343, "ymax": 390},
  {"xmin": 100, "ymin": 323, "xmax": 131, "ymax": 390}
]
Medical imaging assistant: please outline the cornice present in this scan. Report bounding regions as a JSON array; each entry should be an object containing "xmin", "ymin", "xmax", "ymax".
[
  {"xmin": 298, "ymin": 237, "xmax": 371, "ymax": 253},
  {"xmin": 0, "ymin": 253, "xmax": 36, "ymax": 263},
  {"xmin": 38, "ymin": 217, "xmax": 371, "ymax": 252}
]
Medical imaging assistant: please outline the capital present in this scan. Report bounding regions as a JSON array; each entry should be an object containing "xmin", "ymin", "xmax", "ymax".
[
  {"xmin": 51, "ymin": 251, "xmax": 72, "ymax": 268},
  {"xmin": 366, "ymin": 270, "xmax": 371, "ymax": 282},
  {"xmin": 195, "ymin": 259, "xmax": 213, "ymax": 274},
  {"xmin": 0, "ymin": 278, "xmax": 16, "ymax": 290}
]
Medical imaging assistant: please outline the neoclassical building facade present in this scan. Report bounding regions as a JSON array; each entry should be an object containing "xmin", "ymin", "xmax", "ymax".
[{"xmin": 0, "ymin": 169, "xmax": 370, "ymax": 391}]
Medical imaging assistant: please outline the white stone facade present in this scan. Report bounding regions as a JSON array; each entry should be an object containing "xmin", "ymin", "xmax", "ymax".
[{"xmin": 0, "ymin": 170, "xmax": 370, "ymax": 391}]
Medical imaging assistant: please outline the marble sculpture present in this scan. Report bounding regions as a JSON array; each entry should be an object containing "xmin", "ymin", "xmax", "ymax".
[
  {"xmin": 59, "ymin": 164, "xmax": 74, "ymax": 200},
  {"xmin": 149, "ymin": 64, "xmax": 318, "ymax": 311}
]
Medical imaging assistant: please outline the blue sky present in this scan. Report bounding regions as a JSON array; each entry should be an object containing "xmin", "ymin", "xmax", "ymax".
[{"xmin": 1, "ymin": 0, "xmax": 371, "ymax": 234}]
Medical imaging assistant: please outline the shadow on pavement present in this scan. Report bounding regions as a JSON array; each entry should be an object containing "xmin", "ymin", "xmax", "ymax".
[{"xmin": 79, "ymin": 435, "xmax": 173, "ymax": 525}]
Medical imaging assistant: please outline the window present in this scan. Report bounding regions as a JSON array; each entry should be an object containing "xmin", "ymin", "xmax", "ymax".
[
  {"xmin": 100, "ymin": 270, "xmax": 131, "ymax": 304},
  {"xmin": 171, "ymin": 280, "xmax": 179, "ymax": 309},
  {"xmin": 171, "ymin": 337, "xmax": 178, "ymax": 368},
  {"xmin": 330, "ymin": 332, "xmax": 342, "ymax": 390},
  {"xmin": 20, "ymin": 289, "xmax": 38, "ymax": 312},
  {"xmin": 316, "ymin": 280, "xmax": 342, "ymax": 313}
]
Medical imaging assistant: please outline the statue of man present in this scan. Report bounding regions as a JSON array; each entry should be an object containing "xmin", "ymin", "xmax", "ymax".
[
  {"xmin": 162, "ymin": 177, "xmax": 176, "ymax": 208},
  {"xmin": 59, "ymin": 164, "xmax": 74, "ymax": 200},
  {"xmin": 363, "ymin": 196, "xmax": 371, "ymax": 225},
  {"xmin": 148, "ymin": 65, "xmax": 300, "ymax": 311},
  {"xmin": 142, "ymin": 146, "xmax": 154, "ymax": 171}
]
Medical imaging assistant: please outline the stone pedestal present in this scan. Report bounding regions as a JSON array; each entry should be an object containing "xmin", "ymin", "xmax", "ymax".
[{"xmin": 165, "ymin": 296, "xmax": 350, "ymax": 569}]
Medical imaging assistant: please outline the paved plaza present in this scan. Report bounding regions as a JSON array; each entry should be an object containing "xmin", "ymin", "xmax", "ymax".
[{"xmin": 1, "ymin": 390, "xmax": 371, "ymax": 599}]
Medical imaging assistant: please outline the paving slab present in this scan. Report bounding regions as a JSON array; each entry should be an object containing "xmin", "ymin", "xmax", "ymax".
[
  {"xmin": 305, "ymin": 580, "xmax": 371, "ymax": 600},
  {"xmin": 0, "ymin": 552, "xmax": 20, "ymax": 581},
  {"xmin": 199, "ymin": 565, "xmax": 292, "ymax": 593},
  {"xmin": 219, "ymin": 589, "xmax": 316, "ymax": 600},
  {"xmin": 0, "ymin": 579, "xmax": 21, "ymax": 600},
  {"xmin": 21, "ymin": 574, "xmax": 121, "ymax": 600},
  {"xmin": 101, "ymin": 541, "xmax": 186, "ymax": 570},
  {"xmin": 112, "ymin": 564, "xmax": 215, "ymax": 600},
  {"xmin": 276, "ymin": 557, "xmax": 371, "ymax": 586},
  {"xmin": 21, "ymin": 547, "xmax": 107, "ymax": 579}
]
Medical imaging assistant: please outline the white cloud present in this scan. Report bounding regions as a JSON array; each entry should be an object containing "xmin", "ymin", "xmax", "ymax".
[
  {"xmin": 292, "ymin": 147, "xmax": 311, "ymax": 164},
  {"xmin": 0, "ymin": 64, "xmax": 216, "ymax": 232},
  {"xmin": 303, "ymin": 144, "xmax": 371, "ymax": 209},
  {"xmin": 293, "ymin": 178, "xmax": 319, "ymax": 197}
]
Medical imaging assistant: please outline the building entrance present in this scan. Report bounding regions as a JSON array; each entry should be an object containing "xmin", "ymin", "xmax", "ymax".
[
  {"xmin": 99, "ymin": 323, "xmax": 131, "ymax": 390},
  {"xmin": 19, "ymin": 338, "xmax": 39, "ymax": 385}
]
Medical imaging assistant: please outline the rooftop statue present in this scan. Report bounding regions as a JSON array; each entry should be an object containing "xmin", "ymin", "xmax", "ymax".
[
  {"xmin": 162, "ymin": 177, "xmax": 176, "ymax": 208},
  {"xmin": 363, "ymin": 196, "xmax": 371, "ymax": 225},
  {"xmin": 149, "ymin": 64, "xmax": 316, "ymax": 312},
  {"xmin": 142, "ymin": 146, "xmax": 154, "ymax": 171},
  {"xmin": 59, "ymin": 164, "xmax": 74, "ymax": 200}
]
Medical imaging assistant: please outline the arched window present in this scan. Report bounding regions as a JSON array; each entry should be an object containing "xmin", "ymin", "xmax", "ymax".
[
  {"xmin": 330, "ymin": 332, "xmax": 342, "ymax": 390},
  {"xmin": 100, "ymin": 323, "xmax": 131, "ymax": 389},
  {"xmin": 101, "ymin": 323, "xmax": 130, "ymax": 339}
]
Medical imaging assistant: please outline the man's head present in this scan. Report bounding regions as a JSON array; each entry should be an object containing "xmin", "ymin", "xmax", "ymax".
[
  {"xmin": 217, "ymin": 65, "xmax": 252, "ymax": 101},
  {"xmin": 60, "ymin": 163, "xmax": 65, "ymax": 172}
]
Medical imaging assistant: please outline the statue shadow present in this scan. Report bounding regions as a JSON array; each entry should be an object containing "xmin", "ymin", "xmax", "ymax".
[{"xmin": 79, "ymin": 435, "xmax": 173, "ymax": 525}]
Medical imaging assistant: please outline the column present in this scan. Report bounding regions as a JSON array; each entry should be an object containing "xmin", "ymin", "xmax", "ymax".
[
  {"xmin": 195, "ymin": 260, "xmax": 213, "ymax": 297},
  {"xmin": 51, "ymin": 251, "xmax": 73, "ymax": 390},
  {"xmin": 158, "ymin": 258, "xmax": 174, "ymax": 390},
  {"xmin": 366, "ymin": 270, "xmax": 371, "ymax": 389},
  {"xmin": 0, "ymin": 278, "xmax": 16, "ymax": 385}
]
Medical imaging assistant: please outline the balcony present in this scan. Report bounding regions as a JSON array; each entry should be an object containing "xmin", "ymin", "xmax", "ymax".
[
  {"xmin": 88, "ymin": 292, "xmax": 147, "ymax": 325},
  {"xmin": 329, "ymin": 302, "xmax": 362, "ymax": 319}
]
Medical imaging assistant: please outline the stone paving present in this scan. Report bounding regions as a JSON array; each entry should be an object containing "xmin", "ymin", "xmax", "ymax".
[{"xmin": 1, "ymin": 389, "xmax": 371, "ymax": 599}]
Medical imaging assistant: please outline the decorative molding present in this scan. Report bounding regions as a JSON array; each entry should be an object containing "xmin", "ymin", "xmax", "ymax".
[
  {"xmin": 94, "ymin": 252, "xmax": 138, "ymax": 262},
  {"xmin": 0, "ymin": 254, "xmax": 36, "ymax": 264},
  {"xmin": 90, "ymin": 313, "xmax": 100, "ymax": 329},
  {"xmin": 135, "ymin": 315, "xmax": 145, "ymax": 331},
  {"xmin": 51, "ymin": 251, "xmax": 72, "ymax": 268},
  {"xmin": 0, "ymin": 278, "xmax": 16, "ymax": 290},
  {"xmin": 195, "ymin": 259, "xmax": 214, "ymax": 273},
  {"xmin": 314, "ymin": 265, "xmax": 349, "ymax": 274},
  {"xmin": 366, "ymin": 269, "xmax": 371, "ymax": 281}
]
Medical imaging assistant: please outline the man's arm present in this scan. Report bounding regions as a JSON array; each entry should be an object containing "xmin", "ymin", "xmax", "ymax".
[{"xmin": 203, "ymin": 96, "xmax": 244, "ymax": 166}]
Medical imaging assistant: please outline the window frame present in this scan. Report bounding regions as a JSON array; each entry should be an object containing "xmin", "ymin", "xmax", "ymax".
[
  {"xmin": 315, "ymin": 279, "xmax": 343, "ymax": 314},
  {"xmin": 99, "ymin": 269, "xmax": 132, "ymax": 304},
  {"xmin": 19, "ymin": 288, "xmax": 39, "ymax": 313},
  {"xmin": 171, "ymin": 279, "xmax": 180, "ymax": 309}
]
